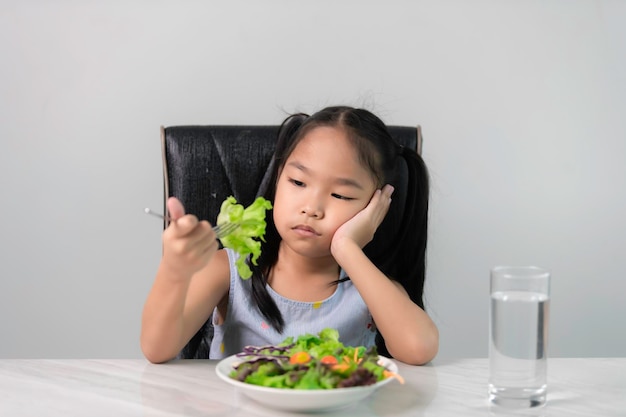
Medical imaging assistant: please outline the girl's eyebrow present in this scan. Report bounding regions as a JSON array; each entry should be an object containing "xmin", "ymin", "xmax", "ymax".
[{"xmin": 286, "ymin": 161, "xmax": 365, "ymax": 190}]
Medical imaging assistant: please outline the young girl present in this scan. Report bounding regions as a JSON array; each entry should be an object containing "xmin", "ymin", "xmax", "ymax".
[{"xmin": 141, "ymin": 106, "xmax": 439, "ymax": 365}]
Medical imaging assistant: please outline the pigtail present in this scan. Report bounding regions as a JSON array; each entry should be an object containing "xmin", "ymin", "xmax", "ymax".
[
  {"xmin": 393, "ymin": 147, "xmax": 429, "ymax": 309},
  {"xmin": 249, "ymin": 112, "xmax": 310, "ymax": 333},
  {"xmin": 371, "ymin": 146, "xmax": 429, "ymax": 357}
]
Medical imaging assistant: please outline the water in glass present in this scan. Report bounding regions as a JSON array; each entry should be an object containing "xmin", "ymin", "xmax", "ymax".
[{"xmin": 489, "ymin": 290, "xmax": 549, "ymax": 407}]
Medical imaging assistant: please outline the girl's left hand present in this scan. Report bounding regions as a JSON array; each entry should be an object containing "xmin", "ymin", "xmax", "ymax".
[{"xmin": 331, "ymin": 184, "xmax": 394, "ymax": 254}]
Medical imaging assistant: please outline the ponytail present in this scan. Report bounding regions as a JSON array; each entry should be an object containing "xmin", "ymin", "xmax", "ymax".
[
  {"xmin": 369, "ymin": 146, "xmax": 429, "ymax": 357},
  {"xmin": 249, "ymin": 112, "xmax": 310, "ymax": 333},
  {"xmin": 394, "ymin": 147, "xmax": 429, "ymax": 310}
]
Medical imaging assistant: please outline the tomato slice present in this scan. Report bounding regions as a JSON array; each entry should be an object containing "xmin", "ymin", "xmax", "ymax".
[{"xmin": 320, "ymin": 355, "xmax": 338, "ymax": 365}]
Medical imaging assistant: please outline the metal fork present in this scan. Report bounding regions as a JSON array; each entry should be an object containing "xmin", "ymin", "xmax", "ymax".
[{"xmin": 144, "ymin": 208, "xmax": 239, "ymax": 239}]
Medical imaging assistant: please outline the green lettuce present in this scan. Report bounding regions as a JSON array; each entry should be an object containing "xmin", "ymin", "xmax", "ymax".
[{"xmin": 216, "ymin": 196, "xmax": 272, "ymax": 279}]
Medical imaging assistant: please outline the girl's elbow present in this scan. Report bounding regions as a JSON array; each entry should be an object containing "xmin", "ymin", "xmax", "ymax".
[
  {"xmin": 141, "ymin": 339, "xmax": 177, "ymax": 364},
  {"xmin": 143, "ymin": 352, "xmax": 171, "ymax": 364},
  {"xmin": 414, "ymin": 335, "xmax": 439, "ymax": 365},
  {"xmin": 143, "ymin": 350, "xmax": 176, "ymax": 364},
  {"xmin": 391, "ymin": 328, "xmax": 439, "ymax": 366}
]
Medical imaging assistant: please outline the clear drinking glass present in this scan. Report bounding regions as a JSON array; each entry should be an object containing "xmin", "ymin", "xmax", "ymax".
[{"xmin": 489, "ymin": 266, "xmax": 550, "ymax": 408}]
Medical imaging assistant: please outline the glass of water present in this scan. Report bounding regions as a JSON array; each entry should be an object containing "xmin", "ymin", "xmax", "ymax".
[{"xmin": 489, "ymin": 266, "xmax": 550, "ymax": 408}]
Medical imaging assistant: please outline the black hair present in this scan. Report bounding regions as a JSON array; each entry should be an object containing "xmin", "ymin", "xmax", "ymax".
[{"xmin": 250, "ymin": 106, "xmax": 430, "ymax": 357}]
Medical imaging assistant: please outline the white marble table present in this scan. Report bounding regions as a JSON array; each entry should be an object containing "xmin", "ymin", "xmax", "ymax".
[{"xmin": 0, "ymin": 358, "xmax": 623, "ymax": 416}]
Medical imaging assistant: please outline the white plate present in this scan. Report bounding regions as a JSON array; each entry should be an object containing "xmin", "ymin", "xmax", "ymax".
[{"xmin": 215, "ymin": 354, "xmax": 399, "ymax": 412}]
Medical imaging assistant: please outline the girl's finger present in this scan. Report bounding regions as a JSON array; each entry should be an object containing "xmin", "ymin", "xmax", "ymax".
[
  {"xmin": 169, "ymin": 214, "xmax": 199, "ymax": 237},
  {"xmin": 166, "ymin": 197, "xmax": 186, "ymax": 220},
  {"xmin": 369, "ymin": 185, "xmax": 393, "ymax": 226},
  {"xmin": 382, "ymin": 184, "xmax": 395, "ymax": 199}
]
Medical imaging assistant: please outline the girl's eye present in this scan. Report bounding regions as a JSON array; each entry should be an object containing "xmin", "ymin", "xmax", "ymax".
[
  {"xmin": 331, "ymin": 193, "xmax": 354, "ymax": 201},
  {"xmin": 289, "ymin": 179, "xmax": 305, "ymax": 187}
]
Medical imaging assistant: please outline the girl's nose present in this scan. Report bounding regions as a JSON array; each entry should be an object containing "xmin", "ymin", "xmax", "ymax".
[{"xmin": 301, "ymin": 205, "xmax": 323, "ymax": 219}]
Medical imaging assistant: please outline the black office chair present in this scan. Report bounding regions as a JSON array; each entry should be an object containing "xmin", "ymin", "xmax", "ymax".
[{"xmin": 160, "ymin": 124, "xmax": 423, "ymax": 358}]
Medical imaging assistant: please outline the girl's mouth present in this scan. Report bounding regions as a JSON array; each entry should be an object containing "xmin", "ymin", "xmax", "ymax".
[{"xmin": 293, "ymin": 224, "xmax": 320, "ymax": 236}]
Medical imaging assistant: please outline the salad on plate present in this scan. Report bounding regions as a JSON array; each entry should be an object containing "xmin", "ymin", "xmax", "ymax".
[{"xmin": 227, "ymin": 328, "xmax": 403, "ymax": 390}]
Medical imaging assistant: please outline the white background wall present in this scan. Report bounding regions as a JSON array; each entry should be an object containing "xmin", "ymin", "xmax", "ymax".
[{"xmin": 1, "ymin": 0, "xmax": 624, "ymax": 359}]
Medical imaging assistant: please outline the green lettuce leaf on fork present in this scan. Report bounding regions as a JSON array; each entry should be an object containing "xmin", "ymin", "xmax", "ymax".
[{"xmin": 216, "ymin": 196, "xmax": 272, "ymax": 279}]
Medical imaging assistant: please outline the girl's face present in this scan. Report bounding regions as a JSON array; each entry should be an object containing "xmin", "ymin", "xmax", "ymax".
[{"xmin": 273, "ymin": 126, "xmax": 377, "ymax": 258}]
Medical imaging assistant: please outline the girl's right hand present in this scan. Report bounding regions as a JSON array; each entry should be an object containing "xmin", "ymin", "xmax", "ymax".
[{"xmin": 160, "ymin": 197, "xmax": 219, "ymax": 281}]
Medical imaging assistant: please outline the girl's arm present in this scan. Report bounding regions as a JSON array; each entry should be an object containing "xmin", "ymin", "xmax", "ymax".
[
  {"xmin": 331, "ymin": 186, "xmax": 439, "ymax": 365},
  {"xmin": 140, "ymin": 198, "xmax": 230, "ymax": 363},
  {"xmin": 332, "ymin": 241, "xmax": 438, "ymax": 365}
]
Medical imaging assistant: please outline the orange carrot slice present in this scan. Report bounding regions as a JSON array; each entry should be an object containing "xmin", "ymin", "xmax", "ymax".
[{"xmin": 383, "ymin": 369, "xmax": 405, "ymax": 384}]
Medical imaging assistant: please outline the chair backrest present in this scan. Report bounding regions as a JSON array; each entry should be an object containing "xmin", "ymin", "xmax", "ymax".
[
  {"xmin": 160, "ymin": 124, "xmax": 423, "ymax": 358},
  {"xmin": 161, "ymin": 125, "xmax": 422, "ymax": 224}
]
